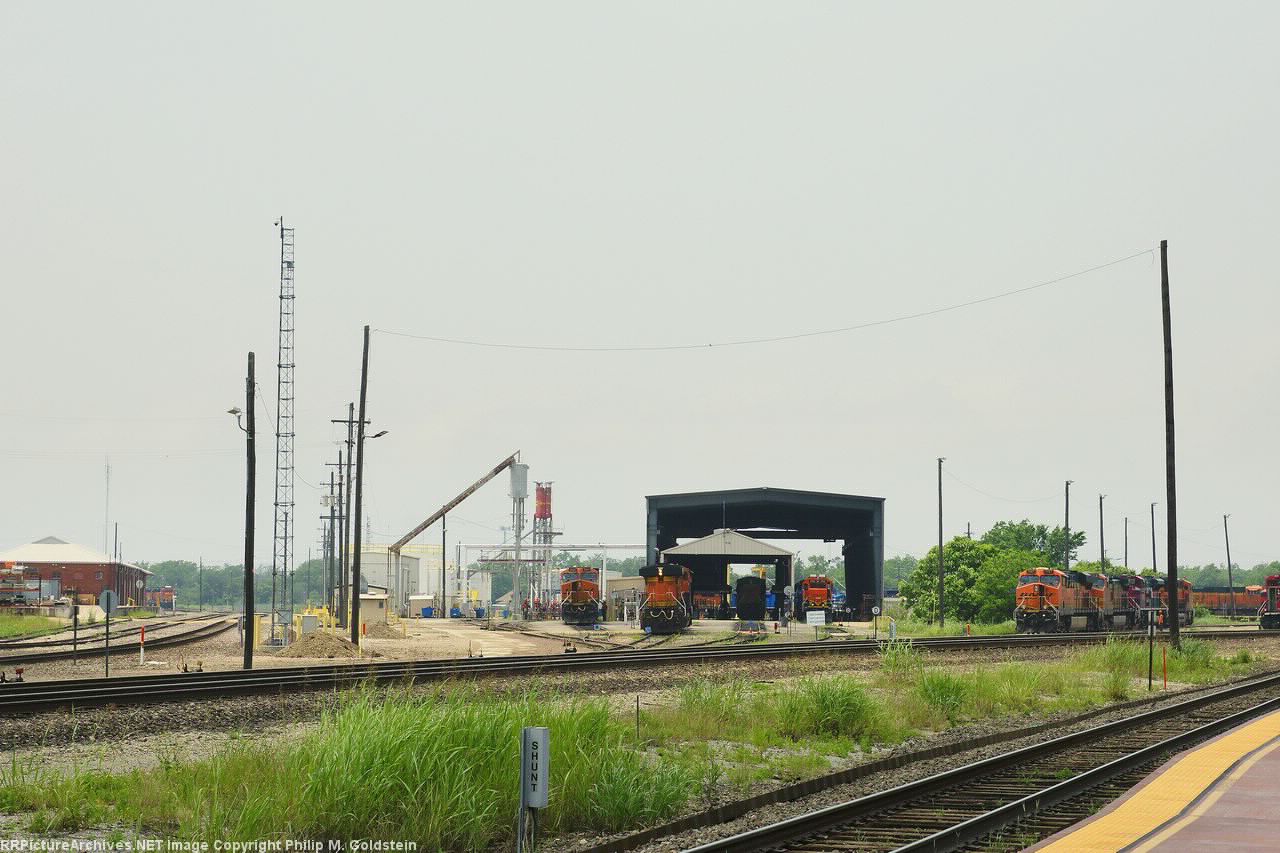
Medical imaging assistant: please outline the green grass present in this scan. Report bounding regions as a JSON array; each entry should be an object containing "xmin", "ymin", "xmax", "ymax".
[
  {"xmin": 1192, "ymin": 612, "xmax": 1256, "ymax": 626},
  {"xmin": 879, "ymin": 605, "xmax": 1017, "ymax": 638},
  {"xmin": 648, "ymin": 677, "xmax": 909, "ymax": 752},
  {"xmin": 1071, "ymin": 636, "xmax": 1254, "ymax": 686},
  {"xmin": 0, "ymin": 689, "xmax": 695, "ymax": 850},
  {"xmin": 0, "ymin": 613, "xmax": 64, "ymax": 639}
]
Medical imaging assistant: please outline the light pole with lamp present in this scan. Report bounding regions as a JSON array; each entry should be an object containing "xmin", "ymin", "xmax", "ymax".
[{"xmin": 228, "ymin": 352, "xmax": 255, "ymax": 670}]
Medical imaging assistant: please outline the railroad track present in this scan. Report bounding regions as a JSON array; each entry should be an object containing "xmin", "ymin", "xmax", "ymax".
[
  {"xmin": 0, "ymin": 613, "xmax": 213, "ymax": 650},
  {"xmin": 0, "ymin": 628, "xmax": 1269, "ymax": 714},
  {"xmin": 0, "ymin": 619, "xmax": 236, "ymax": 666},
  {"xmin": 683, "ymin": 671, "xmax": 1280, "ymax": 853}
]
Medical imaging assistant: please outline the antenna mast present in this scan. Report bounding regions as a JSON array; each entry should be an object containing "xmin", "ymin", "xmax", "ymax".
[{"xmin": 272, "ymin": 218, "xmax": 296, "ymax": 626}]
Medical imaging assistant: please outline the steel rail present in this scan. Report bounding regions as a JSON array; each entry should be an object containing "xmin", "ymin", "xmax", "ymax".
[
  {"xmin": 684, "ymin": 670, "xmax": 1280, "ymax": 853},
  {"xmin": 0, "ymin": 627, "xmax": 1266, "ymax": 714},
  {"xmin": 0, "ymin": 620, "xmax": 236, "ymax": 666},
  {"xmin": 0, "ymin": 613, "xmax": 217, "ymax": 650},
  {"xmin": 894, "ymin": 695, "xmax": 1280, "ymax": 852}
]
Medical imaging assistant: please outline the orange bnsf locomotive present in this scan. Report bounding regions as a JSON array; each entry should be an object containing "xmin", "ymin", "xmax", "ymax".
[
  {"xmin": 1015, "ymin": 568, "xmax": 1098, "ymax": 632},
  {"xmin": 793, "ymin": 575, "xmax": 834, "ymax": 621},
  {"xmin": 1149, "ymin": 576, "xmax": 1194, "ymax": 628},
  {"xmin": 559, "ymin": 566, "xmax": 601, "ymax": 626},
  {"xmin": 639, "ymin": 562, "xmax": 693, "ymax": 634},
  {"xmin": 1016, "ymin": 567, "xmax": 1194, "ymax": 633}
]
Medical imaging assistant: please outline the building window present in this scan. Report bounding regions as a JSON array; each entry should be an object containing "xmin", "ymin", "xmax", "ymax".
[
  {"xmin": 95, "ymin": 571, "xmax": 103, "ymax": 580},
  {"xmin": 52, "ymin": 571, "xmax": 61, "ymax": 579}
]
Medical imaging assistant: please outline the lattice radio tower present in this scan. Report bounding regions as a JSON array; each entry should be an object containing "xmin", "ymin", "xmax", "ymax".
[{"xmin": 271, "ymin": 218, "xmax": 296, "ymax": 619}]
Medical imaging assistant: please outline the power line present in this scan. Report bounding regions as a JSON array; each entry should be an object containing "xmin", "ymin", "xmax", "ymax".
[
  {"xmin": 375, "ymin": 248, "xmax": 1153, "ymax": 352},
  {"xmin": 943, "ymin": 469, "xmax": 1060, "ymax": 504}
]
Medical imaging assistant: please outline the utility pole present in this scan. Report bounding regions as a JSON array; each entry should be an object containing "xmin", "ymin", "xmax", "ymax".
[
  {"xmin": 1124, "ymin": 516, "xmax": 1129, "ymax": 568},
  {"xmin": 1160, "ymin": 239, "xmax": 1180, "ymax": 649},
  {"xmin": 1098, "ymin": 495, "xmax": 1106, "ymax": 570},
  {"xmin": 441, "ymin": 514, "xmax": 448, "ymax": 618},
  {"xmin": 198, "ymin": 557, "xmax": 203, "ymax": 611},
  {"xmin": 242, "ymin": 352, "xmax": 256, "ymax": 670},
  {"xmin": 327, "ymin": 470, "xmax": 336, "ymax": 612},
  {"xmin": 937, "ymin": 457, "xmax": 945, "ymax": 627},
  {"xmin": 329, "ymin": 406, "xmax": 356, "ymax": 628},
  {"xmin": 966, "ymin": 522, "xmax": 972, "ymax": 539},
  {"xmin": 1224, "ymin": 514, "xmax": 1236, "ymax": 620},
  {"xmin": 344, "ymin": 405, "xmax": 354, "ymax": 621},
  {"xmin": 1063, "ymin": 481, "xmax": 1073, "ymax": 572},
  {"xmin": 1150, "ymin": 503, "xmax": 1158, "ymax": 573},
  {"xmin": 351, "ymin": 326, "xmax": 370, "ymax": 646}
]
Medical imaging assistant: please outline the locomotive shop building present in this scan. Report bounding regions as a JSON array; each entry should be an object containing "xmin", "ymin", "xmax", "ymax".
[
  {"xmin": 0, "ymin": 536, "xmax": 151, "ymax": 603},
  {"xmin": 645, "ymin": 487, "xmax": 885, "ymax": 617}
]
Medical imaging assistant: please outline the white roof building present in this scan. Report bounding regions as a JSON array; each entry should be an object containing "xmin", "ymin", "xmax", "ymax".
[
  {"xmin": 0, "ymin": 536, "xmax": 148, "ymax": 572},
  {"xmin": 662, "ymin": 529, "xmax": 794, "ymax": 559}
]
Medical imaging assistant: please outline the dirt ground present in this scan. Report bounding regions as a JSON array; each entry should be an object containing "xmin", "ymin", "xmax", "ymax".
[{"xmin": 10, "ymin": 618, "xmax": 574, "ymax": 681}]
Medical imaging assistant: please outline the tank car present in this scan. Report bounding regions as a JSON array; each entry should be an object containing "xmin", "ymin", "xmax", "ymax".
[
  {"xmin": 559, "ymin": 566, "xmax": 601, "ymax": 626},
  {"xmin": 639, "ymin": 562, "xmax": 692, "ymax": 634}
]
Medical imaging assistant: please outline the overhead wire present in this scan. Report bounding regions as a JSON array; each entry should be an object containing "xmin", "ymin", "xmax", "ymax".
[
  {"xmin": 374, "ymin": 248, "xmax": 1153, "ymax": 352},
  {"xmin": 943, "ymin": 469, "xmax": 1060, "ymax": 504}
]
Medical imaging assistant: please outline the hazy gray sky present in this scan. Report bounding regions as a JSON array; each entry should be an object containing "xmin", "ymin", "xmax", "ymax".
[{"xmin": 2, "ymin": 2, "xmax": 1276, "ymax": 570}]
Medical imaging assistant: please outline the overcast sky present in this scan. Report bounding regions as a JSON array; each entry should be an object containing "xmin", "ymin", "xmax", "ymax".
[{"xmin": 2, "ymin": 2, "xmax": 1276, "ymax": 572}]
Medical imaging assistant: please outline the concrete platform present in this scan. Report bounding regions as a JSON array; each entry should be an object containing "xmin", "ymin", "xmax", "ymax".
[{"xmin": 1031, "ymin": 707, "xmax": 1280, "ymax": 852}]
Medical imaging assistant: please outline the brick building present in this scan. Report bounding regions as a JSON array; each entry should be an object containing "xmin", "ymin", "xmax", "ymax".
[{"xmin": 0, "ymin": 536, "xmax": 151, "ymax": 604}]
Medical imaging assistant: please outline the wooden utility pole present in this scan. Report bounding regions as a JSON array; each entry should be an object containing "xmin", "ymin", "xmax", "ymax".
[
  {"xmin": 1160, "ymin": 239, "xmax": 1180, "ymax": 649},
  {"xmin": 937, "ymin": 458, "xmax": 945, "ymax": 627},
  {"xmin": 243, "ymin": 352, "xmax": 256, "ymax": 670},
  {"xmin": 1064, "ymin": 481, "xmax": 1073, "ymax": 571},
  {"xmin": 1150, "ymin": 503, "xmax": 1158, "ymax": 573},
  {"xmin": 1098, "ymin": 495, "xmax": 1106, "ymax": 570},
  {"xmin": 1224, "ymin": 514, "xmax": 1236, "ymax": 620}
]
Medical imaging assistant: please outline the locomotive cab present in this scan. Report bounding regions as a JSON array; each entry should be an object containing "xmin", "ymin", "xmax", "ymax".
[
  {"xmin": 1260, "ymin": 575, "xmax": 1280, "ymax": 630},
  {"xmin": 559, "ymin": 566, "xmax": 601, "ymax": 626},
  {"xmin": 639, "ymin": 562, "xmax": 693, "ymax": 634}
]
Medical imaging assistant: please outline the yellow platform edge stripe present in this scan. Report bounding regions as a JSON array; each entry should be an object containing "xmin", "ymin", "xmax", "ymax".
[
  {"xmin": 1129, "ymin": 735, "xmax": 1280, "ymax": 851},
  {"xmin": 1035, "ymin": 709, "xmax": 1280, "ymax": 853}
]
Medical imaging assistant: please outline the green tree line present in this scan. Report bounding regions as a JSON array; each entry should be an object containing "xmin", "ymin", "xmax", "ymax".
[{"xmin": 138, "ymin": 559, "xmax": 332, "ymax": 611}]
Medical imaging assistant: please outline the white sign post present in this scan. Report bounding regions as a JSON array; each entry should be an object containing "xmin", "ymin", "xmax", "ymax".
[{"xmin": 517, "ymin": 726, "xmax": 549, "ymax": 853}]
